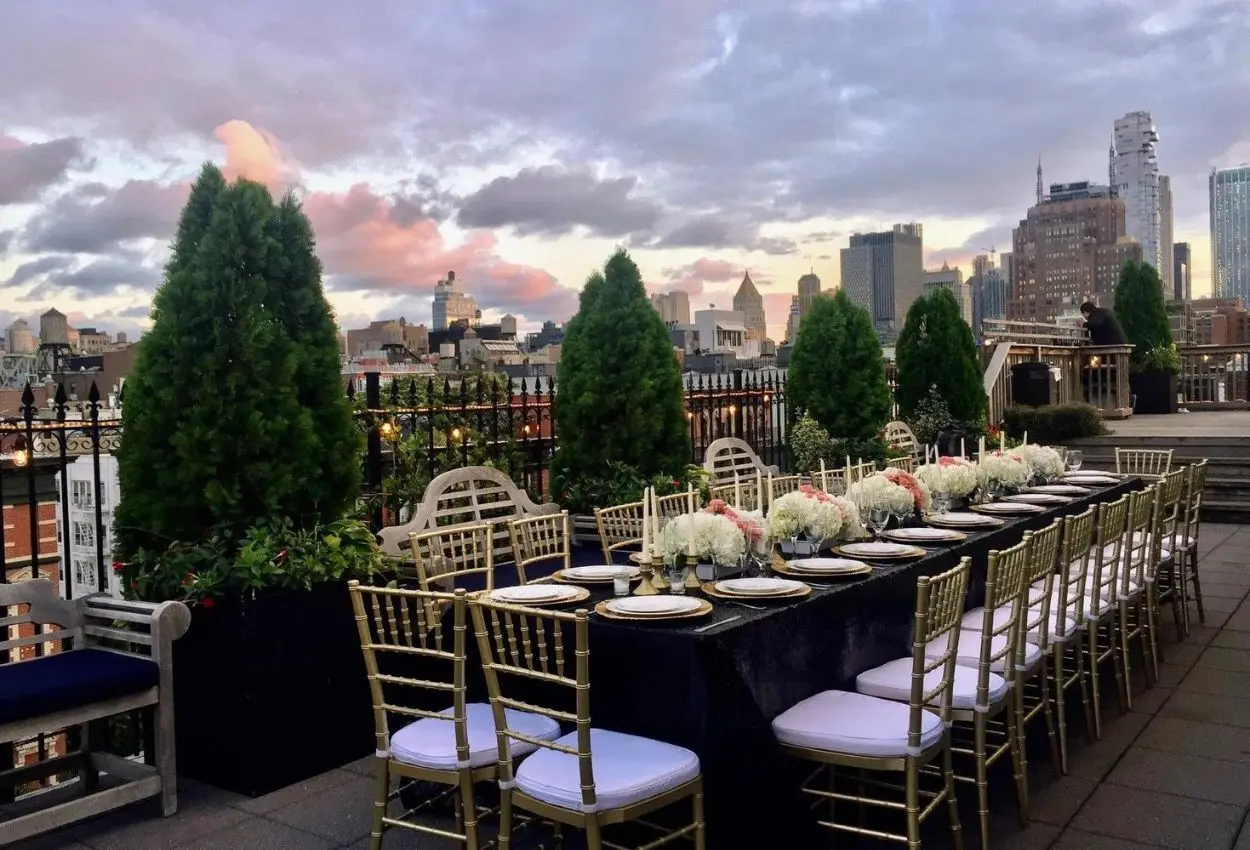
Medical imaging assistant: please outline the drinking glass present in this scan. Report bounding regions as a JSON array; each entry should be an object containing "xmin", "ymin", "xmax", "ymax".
[
  {"xmin": 750, "ymin": 529, "xmax": 772, "ymax": 576},
  {"xmin": 980, "ymin": 481, "xmax": 1001, "ymax": 505},
  {"xmin": 804, "ymin": 531, "xmax": 825, "ymax": 556},
  {"xmin": 867, "ymin": 507, "xmax": 891, "ymax": 539},
  {"xmin": 667, "ymin": 561, "xmax": 687, "ymax": 595},
  {"xmin": 1067, "ymin": 449, "xmax": 1083, "ymax": 473},
  {"xmin": 932, "ymin": 490, "xmax": 952, "ymax": 516}
]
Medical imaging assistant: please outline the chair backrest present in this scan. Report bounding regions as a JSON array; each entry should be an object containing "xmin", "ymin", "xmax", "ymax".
[
  {"xmin": 703, "ymin": 437, "xmax": 778, "ymax": 485},
  {"xmin": 811, "ymin": 467, "xmax": 848, "ymax": 496},
  {"xmin": 710, "ymin": 478, "xmax": 763, "ymax": 512},
  {"xmin": 978, "ymin": 539, "xmax": 1031, "ymax": 703},
  {"xmin": 1154, "ymin": 468, "xmax": 1187, "ymax": 569},
  {"xmin": 349, "ymin": 583, "xmax": 469, "ymax": 763},
  {"xmin": 909, "ymin": 558, "xmax": 971, "ymax": 740},
  {"xmin": 377, "ymin": 465, "xmax": 557, "ymax": 561},
  {"xmin": 1183, "ymin": 459, "xmax": 1209, "ymax": 546},
  {"xmin": 851, "ymin": 459, "xmax": 877, "ymax": 484},
  {"xmin": 0, "ymin": 578, "xmax": 84, "ymax": 660},
  {"xmin": 471, "ymin": 598, "xmax": 594, "ymax": 810},
  {"xmin": 1121, "ymin": 486, "xmax": 1156, "ymax": 595},
  {"xmin": 1057, "ymin": 506, "xmax": 1096, "ymax": 625},
  {"xmin": 409, "ymin": 523, "xmax": 496, "ymax": 591},
  {"xmin": 1087, "ymin": 495, "xmax": 1129, "ymax": 619},
  {"xmin": 884, "ymin": 420, "xmax": 919, "ymax": 457},
  {"xmin": 1115, "ymin": 448, "xmax": 1173, "ymax": 479},
  {"xmin": 1021, "ymin": 520, "xmax": 1063, "ymax": 652},
  {"xmin": 888, "ymin": 455, "xmax": 917, "ymax": 474},
  {"xmin": 594, "ymin": 500, "xmax": 645, "ymax": 564},
  {"xmin": 510, "ymin": 511, "xmax": 572, "ymax": 584},
  {"xmin": 767, "ymin": 474, "xmax": 804, "ymax": 506}
]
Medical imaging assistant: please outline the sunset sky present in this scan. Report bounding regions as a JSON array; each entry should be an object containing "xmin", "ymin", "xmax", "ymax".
[{"xmin": 2, "ymin": 0, "xmax": 1249, "ymax": 343}]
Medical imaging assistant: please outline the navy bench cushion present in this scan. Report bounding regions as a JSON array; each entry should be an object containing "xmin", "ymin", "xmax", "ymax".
[{"xmin": 0, "ymin": 648, "xmax": 160, "ymax": 726}]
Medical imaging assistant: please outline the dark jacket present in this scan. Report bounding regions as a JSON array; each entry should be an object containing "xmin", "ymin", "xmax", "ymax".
[{"xmin": 1084, "ymin": 307, "xmax": 1129, "ymax": 346}]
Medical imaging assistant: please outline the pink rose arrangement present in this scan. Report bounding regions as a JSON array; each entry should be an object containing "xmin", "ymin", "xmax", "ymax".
[
  {"xmin": 882, "ymin": 467, "xmax": 931, "ymax": 512},
  {"xmin": 704, "ymin": 498, "xmax": 765, "ymax": 542}
]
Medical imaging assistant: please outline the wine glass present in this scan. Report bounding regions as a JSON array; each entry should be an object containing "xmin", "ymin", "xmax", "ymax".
[
  {"xmin": 980, "ymin": 480, "xmax": 1001, "ymax": 505},
  {"xmin": 932, "ymin": 490, "xmax": 952, "ymax": 517},
  {"xmin": 867, "ymin": 507, "xmax": 891, "ymax": 540},
  {"xmin": 1067, "ymin": 449, "xmax": 1084, "ymax": 474}
]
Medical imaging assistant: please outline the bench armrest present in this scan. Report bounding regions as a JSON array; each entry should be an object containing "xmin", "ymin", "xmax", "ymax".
[{"xmin": 81, "ymin": 594, "xmax": 192, "ymax": 664}]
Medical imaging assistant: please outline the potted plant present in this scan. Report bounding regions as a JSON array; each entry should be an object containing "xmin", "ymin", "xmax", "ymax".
[
  {"xmin": 113, "ymin": 165, "xmax": 377, "ymax": 796},
  {"xmin": 1114, "ymin": 259, "xmax": 1179, "ymax": 414},
  {"xmin": 551, "ymin": 250, "xmax": 694, "ymax": 526}
]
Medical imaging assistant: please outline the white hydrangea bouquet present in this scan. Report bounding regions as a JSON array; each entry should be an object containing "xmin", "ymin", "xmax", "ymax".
[
  {"xmin": 769, "ymin": 487, "xmax": 863, "ymax": 552},
  {"xmin": 977, "ymin": 450, "xmax": 1031, "ymax": 491},
  {"xmin": 661, "ymin": 511, "xmax": 745, "ymax": 565},
  {"xmin": 1015, "ymin": 444, "xmax": 1066, "ymax": 481},
  {"xmin": 846, "ymin": 472, "xmax": 918, "ymax": 517},
  {"xmin": 915, "ymin": 457, "xmax": 979, "ymax": 498}
]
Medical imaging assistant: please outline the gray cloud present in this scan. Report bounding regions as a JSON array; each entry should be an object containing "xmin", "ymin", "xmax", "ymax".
[
  {"xmin": 390, "ymin": 174, "xmax": 457, "ymax": 225},
  {"xmin": 22, "ymin": 179, "xmax": 188, "ymax": 254},
  {"xmin": 653, "ymin": 214, "xmax": 798, "ymax": 255},
  {"xmin": 8, "ymin": 255, "xmax": 72, "ymax": 287},
  {"xmin": 0, "ymin": 136, "xmax": 89, "ymax": 204},
  {"xmin": 457, "ymin": 166, "xmax": 663, "ymax": 238},
  {"xmin": 26, "ymin": 256, "xmax": 160, "ymax": 300}
]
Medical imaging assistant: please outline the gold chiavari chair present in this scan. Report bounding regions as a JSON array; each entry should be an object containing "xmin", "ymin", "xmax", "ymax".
[
  {"xmin": 1176, "ymin": 459, "xmax": 1209, "ymax": 631},
  {"xmin": 709, "ymin": 478, "xmax": 763, "ymax": 512},
  {"xmin": 1082, "ymin": 496, "xmax": 1130, "ymax": 740},
  {"xmin": 1111, "ymin": 486, "xmax": 1159, "ymax": 704},
  {"xmin": 851, "ymin": 459, "xmax": 877, "ymax": 484},
  {"xmin": 861, "ymin": 544, "xmax": 1029, "ymax": 850},
  {"xmin": 470, "ymin": 598, "xmax": 705, "ymax": 850},
  {"xmin": 656, "ymin": 490, "xmax": 696, "ymax": 523},
  {"xmin": 1047, "ymin": 508, "xmax": 1097, "ymax": 771},
  {"xmin": 348, "ymin": 583, "xmax": 562, "ymax": 850},
  {"xmin": 509, "ymin": 511, "xmax": 572, "ymax": 585},
  {"xmin": 1148, "ymin": 469, "xmax": 1188, "ymax": 642},
  {"xmin": 768, "ymin": 474, "xmax": 805, "ymax": 503},
  {"xmin": 1115, "ymin": 448, "xmax": 1173, "ymax": 479},
  {"xmin": 593, "ymin": 500, "xmax": 644, "ymax": 564},
  {"xmin": 409, "ymin": 523, "xmax": 496, "ymax": 592},
  {"xmin": 811, "ymin": 467, "xmax": 849, "ymax": 496},
  {"xmin": 772, "ymin": 559, "xmax": 969, "ymax": 849},
  {"xmin": 888, "ymin": 455, "xmax": 917, "ymax": 474}
]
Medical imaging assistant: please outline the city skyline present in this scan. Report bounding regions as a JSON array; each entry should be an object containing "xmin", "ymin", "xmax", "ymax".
[{"xmin": 2, "ymin": 2, "xmax": 1249, "ymax": 344}]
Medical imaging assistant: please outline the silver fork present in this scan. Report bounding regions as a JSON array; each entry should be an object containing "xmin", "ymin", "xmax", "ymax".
[{"xmin": 728, "ymin": 600, "xmax": 766, "ymax": 610}]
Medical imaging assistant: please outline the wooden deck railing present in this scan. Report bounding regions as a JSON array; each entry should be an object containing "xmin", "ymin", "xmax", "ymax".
[{"xmin": 1177, "ymin": 345, "xmax": 1250, "ymax": 409}]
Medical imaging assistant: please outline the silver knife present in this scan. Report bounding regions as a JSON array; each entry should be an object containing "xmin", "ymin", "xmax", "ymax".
[{"xmin": 694, "ymin": 615, "xmax": 741, "ymax": 633}]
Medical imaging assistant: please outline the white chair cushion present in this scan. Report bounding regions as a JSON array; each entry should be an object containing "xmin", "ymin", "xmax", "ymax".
[
  {"xmin": 1170, "ymin": 533, "xmax": 1195, "ymax": 551},
  {"xmin": 515, "ymin": 729, "xmax": 700, "ymax": 813},
  {"xmin": 390, "ymin": 703, "xmax": 561, "ymax": 771},
  {"xmin": 856, "ymin": 656, "xmax": 1009, "ymax": 712},
  {"xmin": 925, "ymin": 629, "xmax": 1042, "ymax": 671},
  {"xmin": 772, "ymin": 690, "xmax": 943, "ymax": 758},
  {"xmin": 976, "ymin": 600, "xmax": 1080, "ymax": 643}
]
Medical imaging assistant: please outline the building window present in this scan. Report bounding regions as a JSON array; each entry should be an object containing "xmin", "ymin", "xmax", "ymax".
[
  {"xmin": 72, "ymin": 521, "xmax": 95, "ymax": 549},
  {"xmin": 71, "ymin": 480, "xmax": 94, "ymax": 510}
]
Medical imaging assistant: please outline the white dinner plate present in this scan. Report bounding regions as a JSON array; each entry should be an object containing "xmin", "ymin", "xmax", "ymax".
[
  {"xmin": 1030, "ymin": 485, "xmax": 1091, "ymax": 496},
  {"xmin": 787, "ymin": 557, "xmax": 872, "ymax": 574},
  {"xmin": 1003, "ymin": 493, "xmax": 1070, "ymax": 505},
  {"xmin": 714, "ymin": 577, "xmax": 803, "ymax": 597},
  {"xmin": 606, "ymin": 596, "xmax": 703, "ymax": 617},
  {"xmin": 975, "ymin": 502, "xmax": 1046, "ymax": 515},
  {"xmin": 1064, "ymin": 474, "xmax": 1119, "ymax": 485},
  {"xmin": 836, "ymin": 541, "xmax": 926, "ymax": 559},
  {"xmin": 928, "ymin": 512, "xmax": 1004, "ymax": 526},
  {"xmin": 489, "ymin": 585, "xmax": 577, "ymax": 605},
  {"xmin": 563, "ymin": 565, "xmax": 641, "ymax": 581},
  {"xmin": 883, "ymin": 526, "xmax": 966, "ymax": 542}
]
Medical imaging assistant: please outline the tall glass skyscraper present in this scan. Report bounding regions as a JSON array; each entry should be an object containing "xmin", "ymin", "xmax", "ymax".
[{"xmin": 1210, "ymin": 166, "xmax": 1250, "ymax": 301}]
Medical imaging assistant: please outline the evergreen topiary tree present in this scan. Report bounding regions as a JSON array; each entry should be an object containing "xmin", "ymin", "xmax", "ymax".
[
  {"xmin": 788, "ymin": 290, "xmax": 892, "ymax": 444},
  {"xmin": 114, "ymin": 166, "xmax": 358, "ymax": 560},
  {"xmin": 1113, "ymin": 259, "xmax": 1173, "ymax": 366},
  {"xmin": 895, "ymin": 288, "xmax": 987, "ymax": 426},
  {"xmin": 551, "ymin": 249, "xmax": 688, "ymax": 501}
]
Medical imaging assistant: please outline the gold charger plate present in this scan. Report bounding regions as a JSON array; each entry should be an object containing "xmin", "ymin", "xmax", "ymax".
[
  {"xmin": 833, "ymin": 542, "xmax": 927, "ymax": 560},
  {"xmin": 593, "ymin": 598, "xmax": 714, "ymax": 622},
  {"xmin": 928, "ymin": 513, "xmax": 1006, "ymax": 528},
  {"xmin": 551, "ymin": 568, "xmax": 641, "ymax": 585},
  {"xmin": 771, "ymin": 559, "xmax": 873, "ymax": 580},
  {"xmin": 488, "ymin": 585, "xmax": 592, "ymax": 607},
  {"xmin": 700, "ymin": 581, "xmax": 811, "ymax": 602},
  {"xmin": 882, "ymin": 527, "xmax": 968, "ymax": 544}
]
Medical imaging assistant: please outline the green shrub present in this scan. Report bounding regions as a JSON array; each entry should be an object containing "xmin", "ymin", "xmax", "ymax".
[
  {"xmin": 552, "ymin": 250, "xmax": 689, "ymax": 506},
  {"xmin": 789, "ymin": 413, "xmax": 835, "ymax": 474},
  {"xmin": 895, "ymin": 288, "xmax": 987, "ymax": 425},
  {"xmin": 1002, "ymin": 403, "xmax": 1107, "ymax": 445},
  {"xmin": 789, "ymin": 291, "xmax": 892, "ymax": 442},
  {"xmin": 1114, "ymin": 259, "xmax": 1173, "ymax": 370}
]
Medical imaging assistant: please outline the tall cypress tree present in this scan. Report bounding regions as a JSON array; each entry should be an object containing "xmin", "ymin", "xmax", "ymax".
[
  {"xmin": 895, "ymin": 288, "xmax": 987, "ymax": 425},
  {"xmin": 789, "ymin": 291, "xmax": 892, "ymax": 442},
  {"xmin": 114, "ymin": 173, "xmax": 321, "ymax": 557},
  {"xmin": 552, "ymin": 250, "xmax": 688, "ymax": 497},
  {"xmin": 1113, "ymin": 259, "xmax": 1173, "ymax": 366}
]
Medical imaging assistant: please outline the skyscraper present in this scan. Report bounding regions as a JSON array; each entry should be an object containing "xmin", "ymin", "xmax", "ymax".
[
  {"xmin": 1113, "ymin": 111, "xmax": 1162, "ymax": 273},
  {"xmin": 784, "ymin": 295, "xmax": 800, "ymax": 343},
  {"xmin": 650, "ymin": 291, "xmax": 691, "ymax": 326},
  {"xmin": 1210, "ymin": 166, "xmax": 1250, "ymax": 301},
  {"xmin": 732, "ymin": 271, "xmax": 767, "ymax": 339},
  {"xmin": 1159, "ymin": 175, "xmax": 1174, "ymax": 297},
  {"xmin": 1009, "ymin": 181, "xmax": 1142, "ymax": 322},
  {"xmin": 923, "ymin": 262, "xmax": 972, "ymax": 326},
  {"xmin": 1173, "ymin": 242, "xmax": 1192, "ymax": 302},
  {"xmin": 432, "ymin": 271, "xmax": 479, "ymax": 330},
  {"xmin": 839, "ymin": 223, "xmax": 924, "ymax": 341},
  {"xmin": 796, "ymin": 271, "xmax": 822, "ymax": 328}
]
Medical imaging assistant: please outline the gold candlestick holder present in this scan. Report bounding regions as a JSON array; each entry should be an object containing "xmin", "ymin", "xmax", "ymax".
[
  {"xmin": 628, "ymin": 551, "xmax": 659, "ymax": 595},
  {"xmin": 683, "ymin": 555, "xmax": 701, "ymax": 590},
  {"xmin": 651, "ymin": 558, "xmax": 671, "ymax": 591}
]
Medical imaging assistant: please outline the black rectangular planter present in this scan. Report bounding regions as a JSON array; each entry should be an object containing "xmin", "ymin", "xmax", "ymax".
[
  {"xmin": 172, "ymin": 582, "xmax": 374, "ymax": 797},
  {"xmin": 1130, "ymin": 368, "xmax": 1179, "ymax": 415}
]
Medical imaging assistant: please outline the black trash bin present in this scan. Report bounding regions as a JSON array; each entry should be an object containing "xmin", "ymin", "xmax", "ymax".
[{"xmin": 1011, "ymin": 361, "xmax": 1052, "ymax": 407}]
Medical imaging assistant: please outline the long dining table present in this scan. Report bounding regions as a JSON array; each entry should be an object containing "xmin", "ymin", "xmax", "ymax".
[{"xmin": 514, "ymin": 476, "xmax": 1142, "ymax": 848}]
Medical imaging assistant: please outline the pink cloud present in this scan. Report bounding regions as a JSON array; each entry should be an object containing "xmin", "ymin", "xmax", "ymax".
[{"xmin": 654, "ymin": 257, "xmax": 749, "ymax": 296}]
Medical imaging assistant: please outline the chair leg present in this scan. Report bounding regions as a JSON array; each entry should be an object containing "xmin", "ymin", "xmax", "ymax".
[
  {"xmin": 1143, "ymin": 596, "xmax": 1161, "ymax": 685},
  {"xmin": 1087, "ymin": 626, "xmax": 1104, "ymax": 741},
  {"xmin": 1167, "ymin": 560, "xmax": 1185, "ymax": 640},
  {"xmin": 943, "ymin": 739, "xmax": 964, "ymax": 850},
  {"xmin": 1038, "ymin": 658, "xmax": 1062, "ymax": 778},
  {"xmin": 1074, "ymin": 636, "xmax": 1095, "ymax": 744},
  {"xmin": 693, "ymin": 780, "xmax": 706, "ymax": 850},
  {"xmin": 974, "ymin": 717, "xmax": 991, "ymax": 850},
  {"xmin": 369, "ymin": 757, "xmax": 388, "ymax": 850},
  {"xmin": 1190, "ymin": 548, "xmax": 1207, "ymax": 625},
  {"xmin": 498, "ymin": 786, "xmax": 514, "ymax": 850},
  {"xmin": 457, "ymin": 770, "xmax": 480, "ymax": 850},
  {"xmin": 906, "ymin": 758, "xmax": 921, "ymax": 850},
  {"xmin": 155, "ymin": 699, "xmax": 178, "ymax": 817},
  {"xmin": 585, "ymin": 814, "xmax": 604, "ymax": 850},
  {"xmin": 1112, "ymin": 613, "xmax": 1131, "ymax": 714},
  {"xmin": 1008, "ymin": 695, "xmax": 1029, "ymax": 827},
  {"xmin": 1051, "ymin": 644, "xmax": 1070, "ymax": 774}
]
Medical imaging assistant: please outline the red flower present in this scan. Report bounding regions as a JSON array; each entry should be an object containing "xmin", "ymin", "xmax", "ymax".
[
  {"xmin": 200, "ymin": 597, "xmax": 216, "ymax": 610},
  {"xmin": 672, "ymin": 479, "xmax": 681, "ymax": 487},
  {"xmin": 274, "ymin": 548, "xmax": 289, "ymax": 565},
  {"xmin": 707, "ymin": 498, "xmax": 727, "ymax": 514},
  {"xmin": 111, "ymin": 561, "xmax": 124, "ymax": 574}
]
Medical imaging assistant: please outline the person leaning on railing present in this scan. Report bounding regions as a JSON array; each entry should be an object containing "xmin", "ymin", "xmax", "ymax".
[{"xmin": 1080, "ymin": 301, "xmax": 1130, "ymax": 346}]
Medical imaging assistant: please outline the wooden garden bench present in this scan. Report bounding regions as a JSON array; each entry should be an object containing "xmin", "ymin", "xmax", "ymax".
[
  {"xmin": 702, "ymin": 437, "xmax": 781, "ymax": 486},
  {"xmin": 377, "ymin": 466, "xmax": 559, "ymax": 568},
  {"xmin": 0, "ymin": 579, "xmax": 191, "ymax": 846}
]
